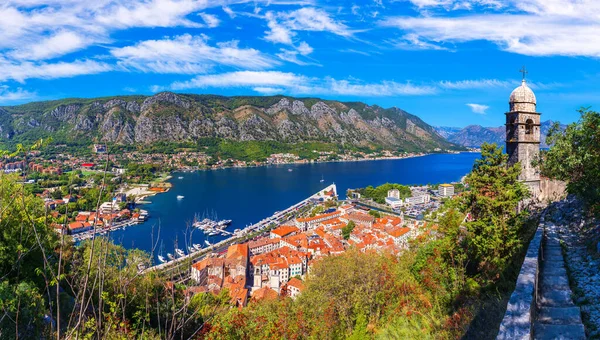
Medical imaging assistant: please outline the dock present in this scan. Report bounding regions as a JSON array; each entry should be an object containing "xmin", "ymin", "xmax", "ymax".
[{"xmin": 143, "ymin": 184, "xmax": 337, "ymax": 274}]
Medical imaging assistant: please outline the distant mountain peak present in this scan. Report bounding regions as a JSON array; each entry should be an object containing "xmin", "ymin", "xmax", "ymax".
[{"xmin": 435, "ymin": 121, "xmax": 566, "ymax": 148}]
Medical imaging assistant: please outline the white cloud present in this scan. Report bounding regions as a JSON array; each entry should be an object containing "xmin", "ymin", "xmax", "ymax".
[
  {"xmin": 0, "ymin": 86, "xmax": 37, "ymax": 103},
  {"xmin": 199, "ymin": 13, "xmax": 220, "ymax": 28},
  {"xmin": 382, "ymin": 1, "xmax": 600, "ymax": 57},
  {"xmin": 297, "ymin": 41, "xmax": 313, "ymax": 55},
  {"xmin": 160, "ymin": 71, "xmax": 437, "ymax": 96},
  {"xmin": 264, "ymin": 7, "xmax": 352, "ymax": 46},
  {"xmin": 466, "ymin": 103, "xmax": 489, "ymax": 114},
  {"xmin": 252, "ymin": 86, "xmax": 284, "ymax": 94},
  {"xmin": 439, "ymin": 79, "xmax": 513, "ymax": 89},
  {"xmin": 111, "ymin": 34, "xmax": 276, "ymax": 73},
  {"xmin": 9, "ymin": 31, "xmax": 92, "ymax": 61},
  {"xmin": 264, "ymin": 11, "xmax": 295, "ymax": 44},
  {"xmin": 222, "ymin": 6, "xmax": 236, "ymax": 18},
  {"xmin": 0, "ymin": 58, "xmax": 112, "ymax": 83}
]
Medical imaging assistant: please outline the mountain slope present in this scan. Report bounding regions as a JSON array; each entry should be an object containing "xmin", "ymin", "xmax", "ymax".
[
  {"xmin": 435, "ymin": 120, "xmax": 566, "ymax": 148},
  {"xmin": 0, "ymin": 92, "xmax": 459, "ymax": 152}
]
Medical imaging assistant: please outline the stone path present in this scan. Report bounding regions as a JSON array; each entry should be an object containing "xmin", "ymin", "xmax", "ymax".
[{"xmin": 534, "ymin": 223, "xmax": 586, "ymax": 339}]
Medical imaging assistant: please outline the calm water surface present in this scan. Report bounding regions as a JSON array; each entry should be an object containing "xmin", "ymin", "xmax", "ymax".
[{"xmin": 110, "ymin": 152, "xmax": 480, "ymax": 258}]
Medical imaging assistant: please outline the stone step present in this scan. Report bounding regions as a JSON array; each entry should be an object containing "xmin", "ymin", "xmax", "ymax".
[
  {"xmin": 545, "ymin": 254, "xmax": 565, "ymax": 262},
  {"xmin": 544, "ymin": 247, "xmax": 563, "ymax": 257},
  {"xmin": 541, "ymin": 275, "xmax": 570, "ymax": 290},
  {"xmin": 539, "ymin": 289, "xmax": 574, "ymax": 307},
  {"xmin": 542, "ymin": 266, "xmax": 568, "ymax": 277},
  {"xmin": 542, "ymin": 261, "xmax": 566, "ymax": 273},
  {"xmin": 533, "ymin": 323, "xmax": 586, "ymax": 340},
  {"xmin": 537, "ymin": 307, "xmax": 582, "ymax": 325}
]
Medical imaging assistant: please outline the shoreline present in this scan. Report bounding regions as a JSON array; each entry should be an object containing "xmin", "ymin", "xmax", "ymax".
[
  {"xmin": 175, "ymin": 151, "xmax": 472, "ymax": 173},
  {"xmin": 130, "ymin": 151, "xmax": 476, "ymax": 203}
]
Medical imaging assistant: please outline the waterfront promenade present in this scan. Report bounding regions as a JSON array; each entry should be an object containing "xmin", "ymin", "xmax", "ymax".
[{"xmin": 143, "ymin": 183, "xmax": 338, "ymax": 274}]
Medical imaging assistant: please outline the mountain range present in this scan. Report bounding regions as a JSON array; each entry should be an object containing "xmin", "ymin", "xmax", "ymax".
[
  {"xmin": 0, "ymin": 92, "xmax": 459, "ymax": 152},
  {"xmin": 435, "ymin": 120, "xmax": 566, "ymax": 148}
]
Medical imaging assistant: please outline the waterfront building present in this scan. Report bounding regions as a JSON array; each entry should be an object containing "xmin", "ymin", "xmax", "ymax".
[
  {"xmin": 270, "ymin": 225, "xmax": 299, "ymax": 239},
  {"xmin": 404, "ymin": 194, "xmax": 431, "ymax": 206},
  {"xmin": 68, "ymin": 221, "xmax": 93, "ymax": 234},
  {"xmin": 387, "ymin": 189, "xmax": 401, "ymax": 199},
  {"xmin": 439, "ymin": 184, "xmax": 455, "ymax": 197},
  {"xmin": 385, "ymin": 196, "xmax": 403, "ymax": 209},
  {"xmin": 506, "ymin": 69, "xmax": 541, "ymax": 195},
  {"xmin": 295, "ymin": 211, "xmax": 341, "ymax": 231}
]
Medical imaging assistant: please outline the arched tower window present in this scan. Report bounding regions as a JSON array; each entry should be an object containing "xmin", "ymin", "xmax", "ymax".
[{"xmin": 525, "ymin": 119, "xmax": 533, "ymax": 135}]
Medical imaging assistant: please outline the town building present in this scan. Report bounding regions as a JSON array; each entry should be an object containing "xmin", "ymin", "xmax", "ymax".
[
  {"xmin": 404, "ymin": 194, "xmax": 430, "ymax": 206},
  {"xmin": 438, "ymin": 184, "xmax": 455, "ymax": 197},
  {"xmin": 387, "ymin": 189, "xmax": 400, "ymax": 199},
  {"xmin": 286, "ymin": 278, "xmax": 305, "ymax": 300},
  {"xmin": 295, "ymin": 211, "xmax": 341, "ymax": 231},
  {"xmin": 385, "ymin": 196, "xmax": 403, "ymax": 209}
]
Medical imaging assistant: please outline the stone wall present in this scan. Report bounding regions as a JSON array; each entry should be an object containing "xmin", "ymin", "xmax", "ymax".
[
  {"xmin": 496, "ymin": 221, "xmax": 544, "ymax": 339},
  {"xmin": 538, "ymin": 177, "xmax": 567, "ymax": 203}
]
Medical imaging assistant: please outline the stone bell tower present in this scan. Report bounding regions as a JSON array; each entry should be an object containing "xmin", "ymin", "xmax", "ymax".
[{"xmin": 506, "ymin": 67, "xmax": 541, "ymax": 196}]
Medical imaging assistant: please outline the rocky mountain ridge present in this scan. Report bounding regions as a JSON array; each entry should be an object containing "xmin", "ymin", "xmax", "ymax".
[
  {"xmin": 436, "ymin": 120, "xmax": 566, "ymax": 148},
  {"xmin": 0, "ymin": 92, "xmax": 458, "ymax": 152}
]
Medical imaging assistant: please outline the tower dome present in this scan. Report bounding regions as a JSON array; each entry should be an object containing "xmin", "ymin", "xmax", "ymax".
[{"xmin": 509, "ymin": 80, "xmax": 536, "ymax": 112}]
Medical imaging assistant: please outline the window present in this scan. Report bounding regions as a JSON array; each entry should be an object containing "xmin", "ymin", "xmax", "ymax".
[{"xmin": 525, "ymin": 119, "xmax": 533, "ymax": 135}]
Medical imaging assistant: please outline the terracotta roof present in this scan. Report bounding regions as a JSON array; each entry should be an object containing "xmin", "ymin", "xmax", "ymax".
[
  {"xmin": 296, "ymin": 211, "xmax": 340, "ymax": 223},
  {"xmin": 252, "ymin": 286, "xmax": 278, "ymax": 302},
  {"xmin": 227, "ymin": 243, "xmax": 249, "ymax": 259},
  {"xmin": 271, "ymin": 225, "xmax": 299, "ymax": 237},
  {"xmin": 287, "ymin": 277, "xmax": 305, "ymax": 291},
  {"xmin": 388, "ymin": 227, "xmax": 411, "ymax": 238}
]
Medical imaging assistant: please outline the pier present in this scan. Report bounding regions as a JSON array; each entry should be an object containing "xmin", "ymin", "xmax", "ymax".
[{"xmin": 143, "ymin": 184, "xmax": 337, "ymax": 275}]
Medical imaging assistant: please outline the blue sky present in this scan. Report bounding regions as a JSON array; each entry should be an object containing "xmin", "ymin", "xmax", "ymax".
[{"xmin": 1, "ymin": 0, "xmax": 599, "ymax": 127}]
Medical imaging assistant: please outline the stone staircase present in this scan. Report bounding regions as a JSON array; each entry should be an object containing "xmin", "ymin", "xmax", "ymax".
[{"xmin": 533, "ymin": 223, "xmax": 586, "ymax": 339}]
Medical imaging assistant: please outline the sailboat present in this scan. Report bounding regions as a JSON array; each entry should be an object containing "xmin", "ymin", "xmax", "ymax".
[
  {"xmin": 157, "ymin": 241, "xmax": 166, "ymax": 263},
  {"xmin": 320, "ymin": 175, "xmax": 325, "ymax": 183}
]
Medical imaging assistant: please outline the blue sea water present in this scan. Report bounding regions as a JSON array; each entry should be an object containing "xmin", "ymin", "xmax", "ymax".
[{"xmin": 109, "ymin": 152, "xmax": 480, "ymax": 258}]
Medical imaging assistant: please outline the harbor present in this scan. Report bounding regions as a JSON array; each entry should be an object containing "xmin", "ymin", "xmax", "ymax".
[{"xmin": 144, "ymin": 184, "xmax": 337, "ymax": 274}]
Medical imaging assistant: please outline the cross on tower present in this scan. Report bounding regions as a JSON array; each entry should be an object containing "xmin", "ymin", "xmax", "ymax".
[{"xmin": 519, "ymin": 66, "xmax": 528, "ymax": 81}]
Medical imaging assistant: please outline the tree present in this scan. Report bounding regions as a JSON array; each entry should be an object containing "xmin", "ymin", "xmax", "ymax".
[
  {"xmin": 462, "ymin": 143, "xmax": 529, "ymax": 281},
  {"xmin": 368, "ymin": 210, "xmax": 381, "ymax": 218},
  {"xmin": 342, "ymin": 221, "xmax": 355, "ymax": 240},
  {"xmin": 540, "ymin": 108, "xmax": 600, "ymax": 212}
]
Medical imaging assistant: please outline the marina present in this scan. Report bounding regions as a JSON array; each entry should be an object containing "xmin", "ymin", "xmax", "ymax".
[{"xmin": 144, "ymin": 184, "xmax": 337, "ymax": 272}]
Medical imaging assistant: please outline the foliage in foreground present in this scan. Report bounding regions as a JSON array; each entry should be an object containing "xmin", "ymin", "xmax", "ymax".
[
  {"xmin": 540, "ymin": 108, "xmax": 600, "ymax": 213},
  {"xmin": 0, "ymin": 143, "xmax": 535, "ymax": 339}
]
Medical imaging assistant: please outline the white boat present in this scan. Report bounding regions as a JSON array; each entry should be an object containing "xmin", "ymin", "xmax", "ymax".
[
  {"xmin": 175, "ymin": 248, "xmax": 185, "ymax": 257},
  {"xmin": 208, "ymin": 231, "xmax": 218, "ymax": 236},
  {"xmin": 177, "ymin": 195, "xmax": 184, "ymax": 200},
  {"xmin": 320, "ymin": 175, "xmax": 325, "ymax": 183},
  {"xmin": 158, "ymin": 255, "xmax": 166, "ymax": 263},
  {"xmin": 188, "ymin": 246, "xmax": 195, "ymax": 253},
  {"xmin": 288, "ymin": 169, "xmax": 293, "ymax": 172},
  {"xmin": 205, "ymin": 240, "xmax": 211, "ymax": 246},
  {"xmin": 217, "ymin": 219, "xmax": 232, "ymax": 226},
  {"xmin": 167, "ymin": 253, "xmax": 174, "ymax": 260},
  {"xmin": 193, "ymin": 243, "xmax": 202, "ymax": 250},
  {"xmin": 178, "ymin": 176, "xmax": 184, "ymax": 179}
]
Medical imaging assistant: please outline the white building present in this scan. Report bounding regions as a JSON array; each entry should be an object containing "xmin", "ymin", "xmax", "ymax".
[
  {"xmin": 439, "ymin": 184, "xmax": 455, "ymax": 197},
  {"xmin": 385, "ymin": 196, "xmax": 403, "ymax": 209},
  {"xmin": 404, "ymin": 194, "xmax": 430, "ymax": 206},
  {"xmin": 387, "ymin": 189, "xmax": 401, "ymax": 199}
]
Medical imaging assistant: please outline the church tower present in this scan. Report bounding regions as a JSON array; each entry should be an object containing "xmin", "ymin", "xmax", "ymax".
[{"xmin": 506, "ymin": 67, "xmax": 541, "ymax": 195}]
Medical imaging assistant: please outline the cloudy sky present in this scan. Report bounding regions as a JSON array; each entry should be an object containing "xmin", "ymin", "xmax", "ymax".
[{"xmin": 1, "ymin": 0, "xmax": 599, "ymax": 127}]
